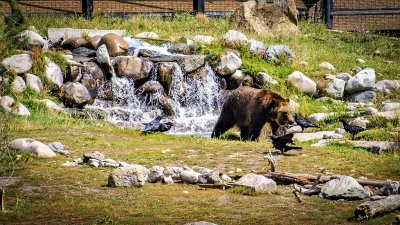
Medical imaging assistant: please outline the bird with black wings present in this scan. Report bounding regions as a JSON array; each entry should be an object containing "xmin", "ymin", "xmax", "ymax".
[
  {"xmin": 339, "ymin": 118, "xmax": 366, "ymax": 139},
  {"xmin": 269, "ymin": 133, "xmax": 302, "ymax": 153},
  {"xmin": 142, "ymin": 116, "xmax": 174, "ymax": 134},
  {"xmin": 294, "ymin": 113, "xmax": 319, "ymax": 132}
]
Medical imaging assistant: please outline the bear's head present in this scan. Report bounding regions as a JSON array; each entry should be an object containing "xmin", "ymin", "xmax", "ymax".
[{"xmin": 269, "ymin": 98, "xmax": 294, "ymax": 126}]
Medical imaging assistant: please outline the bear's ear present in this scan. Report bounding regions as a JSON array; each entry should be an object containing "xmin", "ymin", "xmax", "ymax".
[{"xmin": 285, "ymin": 98, "xmax": 290, "ymax": 103}]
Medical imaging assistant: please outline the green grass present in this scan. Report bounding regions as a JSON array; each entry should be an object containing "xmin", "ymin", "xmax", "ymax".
[{"xmin": 1, "ymin": 13, "xmax": 400, "ymax": 225}]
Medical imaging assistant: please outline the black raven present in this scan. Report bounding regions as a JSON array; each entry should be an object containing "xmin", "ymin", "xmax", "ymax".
[
  {"xmin": 294, "ymin": 113, "xmax": 319, "ymax": 132},
  {"xmin": 339, "ymin": 118, "xmax": 366, "ymax": 139},
  {"xmin": 269, "ymin": 133, "xmax": 302, "ymax": 153},
  {"xmin": 142, "ymin": 116, "xmax": 173, "ymax": 134}
]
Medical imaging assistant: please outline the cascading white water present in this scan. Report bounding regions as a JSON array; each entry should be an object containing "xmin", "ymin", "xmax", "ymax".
[{"xmin": 86, "ymin": 37, "xmax": 224, "ymax": 136}]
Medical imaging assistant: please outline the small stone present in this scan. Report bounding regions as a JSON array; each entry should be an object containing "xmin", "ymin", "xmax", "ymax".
[
  {"xmin": 148, "ymin": 166, "xmax": 165, "ymax": 183},
  {"xmin": 88, "ymin": 159, "xmax": 100, "ymax": 167},
  {"xmin": 220, "ymin": 174, "xmax": 232, "ymax": 182},
  {"xmin": 83, "ymin": 151, "xmax": 105, "ymax": 163},
  {"xmin": 364, "ymin": 107, "xmax": 378, "ymax": 115},
  {"xmin": 222, "ymin": 30, "xmax": 248, "ymax": 47},
  {"xmin": 8, "ymin": 138, "xmax": 56, "ymax": 157},
  {"xmin": 11, "ymin": 76, "xmax": 26, "ymax": 93},
  {"xmin": 135, "ymin": 32, "xmax": 159, "ymax": 39},
  {"xmin": 236, "ymin": 173, "xmax": 277, "ymax": 192},
  {"xmin": 183, "ymin": 190, "xmax": 189, "ymax": 194},
  {"xmin": 323, "ymin": 133, "xmax": 343, "ymax": 139},
  {"xmin": 192, "ymin": 35, "xmax": 215, "ymax": 45},
  {"xmin": 335, "ymin": 128, "xmax": 346, "ymax": 135},
  {"xmin": 319, "ymin": 62, "xmax": 335, "ymax": 71},
  {"xmin": 108, "ymin": 165, "xmax": 149, "ymax": 187},
  {"xmin": 47, "ymin": 142, "xmax": 69, "ymax": 155},
  {"xmin": 1, "ymin": 54, "xmax": 33, "ymax": 74},
  {"xmin": 287, "ymin": 71, "xmax": 317, "ymax": 95},
  {"xmin": 162, "ymin": 175, "xmax": 174, "ymax": 184},
  {"xmin": 180, "ymin": 170, "xmax": 201, "ymax": 184},
  {"xmin": 161, "ymin": 148, "xmax": 171, "ymax": 154},
  {"xmin": 357, "ymin": 58, "xmax": 365, "ymax": 63},
  {"xmin": 62, "ymin": 161, "xmax": 78, "ymax": 167},
  {"xmin": 299, "ymin": 61, "xmax": 308, "ymax": 66}
]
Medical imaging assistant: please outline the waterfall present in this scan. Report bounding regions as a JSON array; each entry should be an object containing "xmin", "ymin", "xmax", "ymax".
[{"xmin": 85, "ymin": 38, "xmax": 224, "ymax": 136}]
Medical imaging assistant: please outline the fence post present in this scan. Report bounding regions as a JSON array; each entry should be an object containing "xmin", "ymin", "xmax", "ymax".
[
  {"xmin": 193, "ymin": 0, "xmax": 205, "ymax": 14},
  {"xmin": 82, "ymin": 0, "xmax": 94, "ymax": 19},
  {"xmin": 326, "ymin": 0, "xmax": 333, "ymax": 29}
]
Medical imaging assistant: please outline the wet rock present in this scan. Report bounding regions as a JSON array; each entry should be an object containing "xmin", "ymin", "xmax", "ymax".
[
  {"xmin": 16, "ymin": 30, "xmax": 46, "ymax": 47},
  {"xmin": 157, "ymin": 62, "xmax": 177, "ymax": 95},
  {"xmin": 12, "ymin": 76, "xmax": 26, "ymax": 93},
  {"xmin": 84, "ymin": 62, "xmax": 105, "ymax": 84},
  {"xmin": 179, "ymin": 55, "xmax": 206, "ymax": 73},
  {"xmin": 287, "ymin": 71, "xmax": 317, "ymax": 95},
  {"xmin": 8, "ymin": 138, "xmax": 56, "ymax": 157},
  {"xmin": 347, "ymin": 91, "xmax": 376, "ymax": 103},
  {"xmin": 1, "ymin": 53, "xmax": 32, "ymax": 74},
  {"xmin": 25, "ymin": 73, "xmax": 43, "ymax": 93},
  {"xmin": 232, "ymin": 0, "xmax": 299, "ymax": 36},
  {"xmin": 180, "ymin": 170, "xmax": 202, "ymax": 184},
  {"xmin": 213, "ymin": 51, "xmax": 242, "ymax": 76},
  {"xmin": 58, "ymin": 82, "xmax": 93, "ymax": 108},
  {"xmin": 373, "ymin": 80, "xmax": 400, "ymax": 95},
  {"xmin": 98, "ymin": 33, "xmax": 128, "ymax": 57},
  {"xmin": 45, "ymin": 58, "xmax": 64, "ymax": 89},
  {"xmin": 88, "ymin": 35, "xmax": 102, "ymax": 50},
  {"xmin": 236, "ymin": 173, "xmax": 277, "ymax": 192},
  {"xmin": 47, "ymin": 142, "xmax": 69, "ymax": 155},
  {"xmin": 293, "ymin": 131, "xmax": 337, "ymax": 142},
  {"xmin": 248, "ymin": 39, "xmax": 265, "ymax": 55},
  {"xmin": 138, "ymin": 81, "xmax": 165, "ymax": 95},
  {"xmin": 319, "ymin": 62, "xmax": 335, "ymax": 71},
  {"xmin": 80, "ymin": 73, "xmax": 98, "ymax": 99},
  {"xmin": 62, "ymin": 37, "xmax": 87, "ymax": 50},
  {"xmin": 108, "ymin": 165, "xmax": 149, "ymax": 187},
  {"xmin": 114, "ymin": 56, "xmax": 153, "ymax": 80},
  {"xmin": 136, "ymin": 48, "xmax": 161, "ymax": 57},
  {"xmin": 72, "ymin": 47, "xmax": 97, "ymax": 58},
  {"xmin": 35, "ymin": 99, "xmax": 64, "ymax": 111},
  {"xmin": 325, "ymin": 78, "xmax": 345, "ymax": 99},
  {"xmin": 192, "ymin": 35, "xmax": 214, "ymax": 45},
  {"xmin": 83, "ymin": 151, "xmax": 105, "ymax": 163},
  {"xmin": 319, "ymin": 175, "xmax": 369, "ymax": 200},
  {"xmin": 222, "ymin": 30, "xmax": 248, "ymax": 47},
  {"xmin": 148, "ymin": 166, "xmax": 165, "ymax": 183},
  {"xmin": 345, "ymin": 68, "xmax": 376, "ymax": 94},
  {"xmin": 264, "ymin": 45, "xmax": 295, "ymax": 63},
  {"xmin": 168, "ymin": 43, "xmax": 193, "ymax": 55}
]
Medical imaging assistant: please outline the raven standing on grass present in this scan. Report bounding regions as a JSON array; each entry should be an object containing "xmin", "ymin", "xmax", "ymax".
[
  {"xmin": 269, "ymin": 133, "xmax": 302, "ymax": 153},
  {"xmin": 294, "ymin": 113, "xmax": 319, "ymax": 132},
  {"xmin": 339, "ymin": 118, "xmax": 366, "ymax": 139},
  {"xmin": 142, "ymin": 116, "xmax": 174, "ymax": 134}
]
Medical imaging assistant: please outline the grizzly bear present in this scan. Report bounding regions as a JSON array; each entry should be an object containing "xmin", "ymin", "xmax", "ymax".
[{"xmin": 211, "ymin": 86, "xmax": 294, "ymax": 141}]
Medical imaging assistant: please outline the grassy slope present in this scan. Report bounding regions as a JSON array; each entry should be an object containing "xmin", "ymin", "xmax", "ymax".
[{"xmin": 0, "ymin": 14, "xmax": 400, "ymax": 224}]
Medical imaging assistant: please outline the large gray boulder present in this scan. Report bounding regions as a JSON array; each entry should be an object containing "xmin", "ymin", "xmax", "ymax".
[
  {"xmin": 147, "ymin": 166, "xmax": 165, "ymax": 183},
  {"xmin": 213, "ymin": 51, "xmax": 242, "ymax": 76},
  {"xmin": 180, "ymin": 170, "xmax": 202, "ymax": 184},
  {"xmin": 255, "ymin": 72, "xmax": 278, "ymax": 86},
  {"xmin": 345, "ymin": 68, "xmax": 376, "ymax": 94},
  {"xmin": 236, "ymin": 173, "xmax": 277, "ymax": 192},
  {"xmin": 58, "ymin": 82, "xmax": 93, "ymax": 108},
  {"xmin": 45, "ymin": 58, "xmax": 64, "ymax": 89},
  {"xmin": 11, "ymin": 76, "xmax": 26, "ymax": 93},
  {"xmin": 25, "ymin": 73, "xmax": 44, "ymax": 93},
  {"xmin": 108, "ymin": 165, "xmax": 149, "ymax": 187},
  {"xmin": 114, "ymin": 56, "xmax": 153, "ymax": 80},
  {"xmin": 319, "ymin": 175, "xmax": 369, "ymax": 200},
  {"xmin": 8, "ymin": 138, "xmax": 56, "ymax": 157},
  {"xmin": 232, "ymin": 0, "xmax": 299, "ymax": 36},
  {"xmin": 374, "ymin": 80, "xmax": 400, "ymax": 95},
  {"xmin": 287, "ymin": 71, "xmax": 317, "ymax": 95},
  {"xmin": 156, "ymin": 62, "xmax": 177, "ymax": 95},
  {"xmin": 1, "ymin": 54, "xmax": 33, "ymax": 74},
  {"xmin": 347, "ymin": 91, "xmax": 376, "ymax": 103}
]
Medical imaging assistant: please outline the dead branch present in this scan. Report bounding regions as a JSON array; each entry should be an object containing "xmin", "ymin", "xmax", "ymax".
[
  {"xmin": 264, "ymin": 150, "xmax": 276, "ymax": 172},
  {"xmin": 1, "ymin": 188, "xmax": 4, "ymax": 211},
  {"xmin": 292, "ymin": 184, "xmax": 303, "ymax": 203},
  {"xmin": 312, "ymin": 168, "xmax": 325, "ymax": 189}
]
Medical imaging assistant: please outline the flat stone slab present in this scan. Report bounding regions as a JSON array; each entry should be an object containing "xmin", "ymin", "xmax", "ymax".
[
  {"xmin": 293, "ymin": 131, "xmax": 336, "ymax": 142},
  {"xmin": 353, "ymin": 141, "xmax": 400, "ymax": 154},
  {"xmin": 48, "ymin": 28, "xmax": 126, "ymax": 42}
]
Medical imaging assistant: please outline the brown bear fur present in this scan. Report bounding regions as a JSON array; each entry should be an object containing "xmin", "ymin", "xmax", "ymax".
[{"xmin": 211, "ymin": 86, "xmax": 294, "ymax": 141}]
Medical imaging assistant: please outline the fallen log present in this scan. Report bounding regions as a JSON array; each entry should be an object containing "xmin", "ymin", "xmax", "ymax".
[
  {"xmin": 354, "ymin": 194, "xmax": 400, "ymax": 221},
  {"xmin": 262, "ymin": 172, "xmax": 396, "ymax": 187}
]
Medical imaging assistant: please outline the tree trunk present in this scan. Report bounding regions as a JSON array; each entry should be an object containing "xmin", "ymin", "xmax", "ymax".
[{"xmin": 354, "ymin": 195, "xmax": 400, "ymax": 220}]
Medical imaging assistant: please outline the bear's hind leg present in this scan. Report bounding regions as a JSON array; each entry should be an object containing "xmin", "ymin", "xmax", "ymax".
[
  {"xmin": 240, "ymin": 126, "xmax": 250, "ymax": 141},
  {"xmin": 247, "ymin": 124, "xmax": 263, "ymax": 141}
]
